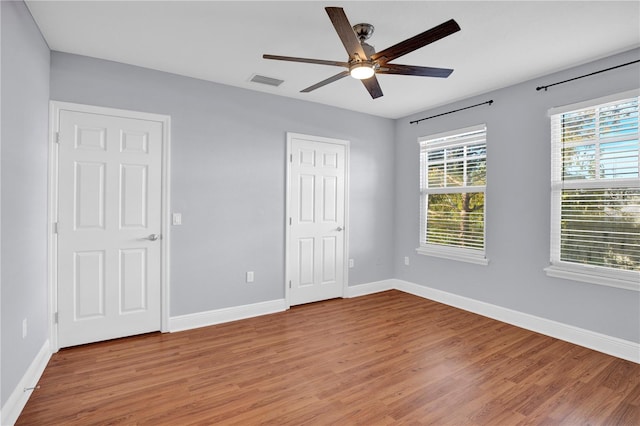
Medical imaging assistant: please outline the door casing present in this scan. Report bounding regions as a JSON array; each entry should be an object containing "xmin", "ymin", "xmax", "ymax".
[
  {"xmin": 285, "ymin": 132, "xmax": 350, "ymax": 308},
  {"xmin": 48, "ymin": 101, "xmax": 171, "ymax": 351}
]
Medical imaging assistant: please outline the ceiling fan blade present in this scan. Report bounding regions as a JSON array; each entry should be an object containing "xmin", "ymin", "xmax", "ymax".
[
  {"xmin": 371, "ymin": 19, "xmax": 460, "ymax": 64},
  {"xmin": 263, "ymin": 54, "xmax": 349, "ymax": 68},
  {"xmin": 300, "ymin": 71, "xmax": 350, "ymax": 93},
  {"xmin": 325, "ymin": 7, "xmax": 368, "ymax": 60},
  {"xmin": 361, "ymin": 75, "xmax": 384, "ymax": 99},
  {"xmin": 377, "ymin": 63, "xmax": 454, "ymax": 78}
]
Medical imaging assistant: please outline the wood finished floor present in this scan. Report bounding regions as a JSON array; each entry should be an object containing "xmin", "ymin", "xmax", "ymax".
[{"xmin": 18, "ymin": 290, "xmax": 640, "ymax": 425}]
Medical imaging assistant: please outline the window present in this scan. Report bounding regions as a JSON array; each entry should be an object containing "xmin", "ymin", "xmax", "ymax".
[
  {"xmin": 546, "ymin": 90, "xmax": 640, "ymax": 291},
  {"xmin": 417, "ymin": 124, "xmax": 488, "ymax": 265}
]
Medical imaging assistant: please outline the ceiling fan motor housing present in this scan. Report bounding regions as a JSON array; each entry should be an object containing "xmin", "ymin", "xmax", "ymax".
[{"xmin": 353, "ymin": 23, "xmax": 375, "ymax": 42}]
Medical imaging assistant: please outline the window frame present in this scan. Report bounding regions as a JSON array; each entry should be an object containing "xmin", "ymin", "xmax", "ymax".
[
  {"xmin": 416, "ymin": 124, "xmax": 489, "ymax": 265},
  {"xmin": 545, "ymin": 89, "xmax": 640, "ymax": 291}
]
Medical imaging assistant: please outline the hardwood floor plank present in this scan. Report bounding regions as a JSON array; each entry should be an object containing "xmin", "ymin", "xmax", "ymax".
[{"xmin": 17, "ymin": 290, "xmax": 640, "ymax": 425}]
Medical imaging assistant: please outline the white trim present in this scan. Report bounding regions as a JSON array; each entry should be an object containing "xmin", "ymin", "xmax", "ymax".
[
  {"xmin": 47, "ymin": 102, "xmax": 59, "ymax": 352},
  {"xmin": 344, "ymin": 279, "xmax": 396, "ymax": 298},
  {"xmin": 169, "ymin": 278, "xmax": 638, "ymax": 363},
  {"xmin": 343, "ymin": 141, "xmax": 350, "ymax": 298},
  {"xmin": 416, "ymin": 245, "xmax": 489, "ymax": 265},
  {"xmin": 417, "ymin": 123, "xmax": 487, "ymax": 144},
  {"xmin": 7, "ymin": 278, "xmax": 634, "ymax": 426},
  {"xmin": 160, "ymin": 111, "xmax": 172, "ymax": 332},
  {"xmin": 548, "ymin": 88, "xmax": 640, "ymax": 116},
  {"xmin": 169, "ymin": 299, "xmax": 287, "ymax": 333},
  {"xmin": 285, "ymin": 132, "xmax": 350, "ymax": 308},
  {"xmin": 556, "ymin": 178, "xmax": 640, "ymax": 191},
  {"xmin": 285, "ymin": 135, "xmax": 292, "ymax": 308},
  {"xmin": 47, "ymin": 101, "xmax": 172, "ymax": 351},
  {"xmin": 545, "ymin": 265, "xmax": 640, "ymax": 292},
  {"xmin": 392, "ymin": 279, "xmax": 640, "ymax": 363},
  {"xmin": 424, "ymin": 185, "xmax": 486, "ymax": 195},
  {"xmin": 50, "ymin": 101, "xmax": 172, "ymax": 123},
  {"xmin": 1, "ymin": 340, "xmax": 52, "ymax": 426}
]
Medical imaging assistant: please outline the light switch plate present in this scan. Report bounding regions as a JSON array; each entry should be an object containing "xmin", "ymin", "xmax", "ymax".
[{"xmin": 172, "ymin": 213, "xmax": 182, "ymax": 225}]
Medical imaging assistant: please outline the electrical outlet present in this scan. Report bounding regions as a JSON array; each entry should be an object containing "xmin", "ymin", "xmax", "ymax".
[
  {"xmin": 246, "ymin": 271, "xmax": 254, "ymax": 283},
  {"xmin": 349, "ymin": 259, "xmax": 354, "ymax": 268},
  {"xmin": 404, "ymin": 256, "xmax": 410, "ymax": 266},
  {"xmin": 22, "ymin": 318, "xmax": 28, "ymax": 339}
]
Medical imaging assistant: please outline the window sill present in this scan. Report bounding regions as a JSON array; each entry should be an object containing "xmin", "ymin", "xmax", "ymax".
[
  {"xmin": 416, "ymin": 246, "xmax": 489, "ymax": 266},
  {"xmin": 544, "ymin": 264, "xmax": 640, "ymax": 292}
]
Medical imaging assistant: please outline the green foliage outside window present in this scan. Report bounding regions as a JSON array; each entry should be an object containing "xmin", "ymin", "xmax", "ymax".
[{"xmin": 426, "ymin": 192, "xmax": 484, "ymax": 249}]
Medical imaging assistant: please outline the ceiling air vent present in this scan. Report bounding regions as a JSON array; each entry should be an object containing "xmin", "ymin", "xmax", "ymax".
[{"xmin": 249, "ymin": 74, "xmax": 284, "ymax": 87}]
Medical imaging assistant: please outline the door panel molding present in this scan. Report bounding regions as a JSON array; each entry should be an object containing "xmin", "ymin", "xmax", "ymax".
[
  {"xmin": 285, "ymin": 132, "xmax": 349, "ymax": 307},
  {"xmin": 48, "ymin": 101, "xmax": 171, "ymax": 351}
]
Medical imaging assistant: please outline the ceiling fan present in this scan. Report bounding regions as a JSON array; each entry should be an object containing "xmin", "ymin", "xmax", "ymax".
[{"xmin": 263, "ymin": 7, "xmax": 460, "ymax": 99}]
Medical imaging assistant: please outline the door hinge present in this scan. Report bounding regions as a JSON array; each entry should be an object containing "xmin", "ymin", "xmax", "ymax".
[
  {"xmin": 289, "ymin": 280, "xmax": 291, "ymax": 289},
  {"xmin": 289, "ymin": 217, "xmax": 292, "ymax": 225},
  {"xmin": 54, "ymin": 312, "xmax": 58, "ymax": 324},
  {"xmin": 290, "ymin": 154, "xmax": 293, "ymax": 162},
  {"xmin": 55, "ymin": 132, "xmax": 60, "ymax": 144},
  {"xmin": 53, "ymin": 222, "xmax": 58, "ymax": 234}
]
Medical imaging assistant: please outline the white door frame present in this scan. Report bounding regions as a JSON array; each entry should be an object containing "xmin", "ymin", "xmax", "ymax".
[
  {"xmin": 285, "ymin": 132, "xmax": 350, "ymax": 308},
  {"xmin": 48, "ymin": 101, "xmax": 171, "ymax": 351}
]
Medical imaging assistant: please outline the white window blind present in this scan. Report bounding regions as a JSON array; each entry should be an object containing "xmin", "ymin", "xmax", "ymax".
[
  {"xmin": 418, "ymin": 124, "xmax": 487, "ymax": 264},
  {"xmin": 548, "ymin": 90, "xmax": 640, "ymax": 290}
]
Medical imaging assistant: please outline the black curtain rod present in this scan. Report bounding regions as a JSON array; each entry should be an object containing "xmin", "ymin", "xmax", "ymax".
[
  {"xmin": 410, "ymin": 100, "xmax": 493, "ymax": 125},
  {"xmin": 536, "ymin": 59, "xmax": 640, "ymax": 92}
]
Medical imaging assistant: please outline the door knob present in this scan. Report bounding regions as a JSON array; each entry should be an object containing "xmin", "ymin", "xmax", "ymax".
[
  {"xmin": 336, "ymin": 226, "xmax": 344, "ymax": 232},
  {"xmin": 146, "ymin": 234, "xmax": 160, "ymax": 241}
]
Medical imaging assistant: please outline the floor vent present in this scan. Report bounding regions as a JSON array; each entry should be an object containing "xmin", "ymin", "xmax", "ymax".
[{"xmin": 250, "ymin": 74, "xmax": 284, "ymax": 87}]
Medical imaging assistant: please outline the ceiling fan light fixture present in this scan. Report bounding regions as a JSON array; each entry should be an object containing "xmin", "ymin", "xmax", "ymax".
[{"xmin": 349, "ymin": 62, "xmax": 375, "ymax": 80}]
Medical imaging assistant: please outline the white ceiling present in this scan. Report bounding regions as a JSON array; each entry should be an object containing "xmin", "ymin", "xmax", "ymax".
[{"xmin": 26, "ymin": 1, "xmax": 640, "ymax": 119}]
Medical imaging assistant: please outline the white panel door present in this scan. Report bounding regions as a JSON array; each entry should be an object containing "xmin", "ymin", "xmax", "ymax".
[
  {"xmin": 288, "ymin": 135, "xmax": 347, "ymax": 306},
  {"xmin": 57, "ymin": 109, "xmax": 163, "ymax": 348}
]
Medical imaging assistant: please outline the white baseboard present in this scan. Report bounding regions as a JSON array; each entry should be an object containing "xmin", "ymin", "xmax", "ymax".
[
  {"xmin": 344, "ymin": 279, "xmax": 395, "ymax": 298},
  {"xmin": 3, "ymin": 281, "xmax": 637, "ymax": 426},
  {"xmin": 212, "ymin": 279, "xmax": 638, "ymax": 363},
  {"xmin": 1, "ymin": 340, "xmax": 51, "ymax": 426},
  {"xmin": 392, "ymin": 279, "xmax": 640, "ymax": 364},
  {"xmin": 169, "ymin": 299, "xmax": 287, "ymax": 332}
]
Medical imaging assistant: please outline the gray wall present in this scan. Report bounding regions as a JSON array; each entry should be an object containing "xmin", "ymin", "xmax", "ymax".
[
  {"xmin": 394, "ymin": 48, "xmax": 640, "ymax": 343},
  {"xmin": 50, "ymin": 52, "xmax": 396, "ymax": 316},
  {"xmin": 1, "ymin": 0, "xmax": 50, "ymax": 406}
]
